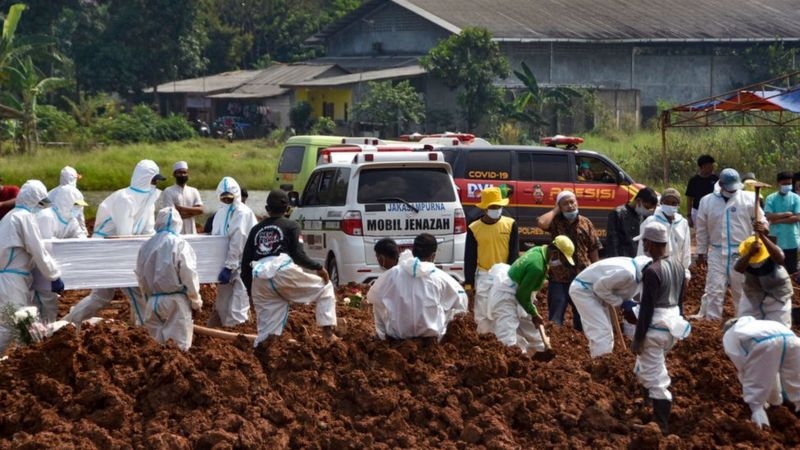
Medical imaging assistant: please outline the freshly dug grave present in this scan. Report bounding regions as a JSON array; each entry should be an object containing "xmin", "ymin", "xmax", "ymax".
[{"xmin": 0, "ymin": 266, "xmax": 798, "ymax": 449}]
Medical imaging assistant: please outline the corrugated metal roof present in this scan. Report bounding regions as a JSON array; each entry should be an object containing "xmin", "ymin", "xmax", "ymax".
[
  {"xmin": 312, "ymin": 0, "xmax": 800, "ymax": 43},
  {"xmin": 208, "ymin": 63, "xmax": 341, "ymax": 99},
  {"xmin": 152, "ymin": 70, "xmax": 259, "ymax": 94},
  {"xmin": 282, "ymin": 65, "xmax": 426, "ymax": 87},
  {"xmin": 311, "ymin": 56, "xmax": 422, "ymax": 72}
]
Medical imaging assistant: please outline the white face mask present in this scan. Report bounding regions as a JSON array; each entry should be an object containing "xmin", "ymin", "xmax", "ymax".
[
  {"xmin": 71, "ymin": 205, "xmax": 83, "ymax": 219},
  {"xmin": 661, "ymin": 205, "xmax": 678, "ymax": 216},
  {"xmin": 486, "ymin": 208, "xmax": 502, "ymax": 220},
  {"xmin": 635, "ymin": 205, "xmax": 653, "ymax": 217},
  {"xmin": 721, "ymin": 189, "xmax": 736, "ymax": 199}
]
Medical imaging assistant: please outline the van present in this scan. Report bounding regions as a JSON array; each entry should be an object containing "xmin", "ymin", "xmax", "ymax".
[
  {"xmin": 290, "ymin": 151, "xmax": 467, "ymax": 286},
  {"xmin": 274, "ymin": 135, "xmax": 348, "ymax": 191},
  {"xmin": 435, "ymin": 144, "xmax": 644, "ymax": 248},
  {"xmin": 274, "ymin": 136, "xmax": 405, "ymax": 192}
]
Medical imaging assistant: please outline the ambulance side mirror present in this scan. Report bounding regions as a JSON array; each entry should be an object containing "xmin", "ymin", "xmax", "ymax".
[{"xmin": 288, "ymin": 191, "xmax": 300, "ymax": 207}]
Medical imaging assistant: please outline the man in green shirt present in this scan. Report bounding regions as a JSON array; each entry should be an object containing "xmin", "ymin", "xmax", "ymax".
[{"xmin": 484, "ymin": 235, "xmax": 575, "ymax": 354}]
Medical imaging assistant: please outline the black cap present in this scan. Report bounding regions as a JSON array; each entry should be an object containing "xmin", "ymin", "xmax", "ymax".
[
  {"xmin": 266, "ymin": 189, "xmax": 289, "ymax": 212},
  {"xmin": 151, "ymin": 174, "xmax": 167, "ymax": 183}
]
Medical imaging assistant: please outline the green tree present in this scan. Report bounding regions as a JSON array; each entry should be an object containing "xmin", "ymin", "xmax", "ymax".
[
  {"xmin": 504, "ymin": 61, "xmax": 580, "ymax": 128},
  {"xmin": 0, "ymin": 56, "xmax": 64, "ymax": 152},
  {"xmin": 421, "ymin": 27, "xmax": 509, "ymax": 132},
  {"xmin": 353, "ymin": 80, "xmax": 425, "ymax": 137}
]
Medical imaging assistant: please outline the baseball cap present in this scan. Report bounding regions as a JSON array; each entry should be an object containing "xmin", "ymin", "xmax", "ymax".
[
  {"xmin": 719, "ymin": 168, "xmax": 743, "ymax": 191},
  {"xmin": 151, "ymin": 174, "xmax": 167, "ymax": 182},
  {"xmin": 266, "ymin": 189, "xmax": 290, "ymax": 211},
  {"xmin": 551, "ymin": 235, "xmax": 575, "ymax": 265},
  {"xmin": 738, "ymin": 236, "xmax": 770, "ymax": 264},
  {"xmin": 634, "ymin": 221, "xmax": 669, "ymax": 244},
  {"xmin": 660, "ymin": 188, "xmax": 681, "ymax": 203}
]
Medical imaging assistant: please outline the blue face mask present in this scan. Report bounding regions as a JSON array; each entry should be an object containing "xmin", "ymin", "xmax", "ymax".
[
  {"xmin": 660, "ymin": 205, "xmax": 678, "ymax": 217},
  {"xmin": 780, "ymin": 184, "xmax": 792, "ymax": 195},
  {"xmin": 563, "ymin": 209, "xmax": 579, "ymax": 221},
  {"xmin": 71, "ymin": 205, "xmax": 83, "ymax": 219}
]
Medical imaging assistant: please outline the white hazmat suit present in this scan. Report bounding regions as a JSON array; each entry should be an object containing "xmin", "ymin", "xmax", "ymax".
[
  {"xmin": 64, "ymin": 160, "xmax": 163, "ymax": 325},
  {"xmin": 695, "ymin": 190, "xmax": 766, "ymax": 319},
  {"xmin": 250, "ymin": 253, "xmax": 337, "ymax": 346},
  {"xmin": 33, "ymin": 185, "xmax": 87, "ymax": 321},
  {"xmin": 211, "ymin": 177, "xmax": 257, "ymax": 326},
  {"xmin": 48, "ymin": 166, "xmax": 87, "ymax": 236},
  {"xmin": 637, "ymin": 208, "xmax": 692, "ymax": 282},
  {"xmin": 367, "ymin": 250, "xmax": 468, "ymax": 341},
  {"xmin": 723, "ymin": 316, "xmax": 800, "ymax": 429},
  {"xmin": 485, "ymin": 263, "xmax": 545, "ymax": 353},
  {"xmin": 569, "ymin": 256, "xmax": 652, "ymax": 358},
  {"xmin": 0, "ymin": 180, "xmax": 61, "ymax": 353},
  {"xmin": 136, "ymin": 208, "xmax": 202, "ymax": 351}
]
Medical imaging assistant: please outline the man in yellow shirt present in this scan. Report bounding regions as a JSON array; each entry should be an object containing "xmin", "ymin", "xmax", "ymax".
[{"xmin": 465, "ymin": 187, "xmax": 519, "ymax": 333}]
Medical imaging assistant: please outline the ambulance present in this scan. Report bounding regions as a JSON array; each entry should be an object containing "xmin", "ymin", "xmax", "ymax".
[
  {"xmin": 434, "ymin": 143, "xmax": 644, "ymax": 248},
  {"xmin": 289, "ymin": 151, "xmax": 466, "ymax": 286}
]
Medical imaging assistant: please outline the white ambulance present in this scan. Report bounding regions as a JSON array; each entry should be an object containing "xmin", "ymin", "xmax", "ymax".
[{"xmin": 290, "ymin": 151, "xmax": 467, "ymax": 286}]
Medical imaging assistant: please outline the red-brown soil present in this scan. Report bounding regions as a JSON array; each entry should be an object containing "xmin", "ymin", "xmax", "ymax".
[{"xmin": 0, "ymin": 266, "xmax": 798, "ymax": 449}]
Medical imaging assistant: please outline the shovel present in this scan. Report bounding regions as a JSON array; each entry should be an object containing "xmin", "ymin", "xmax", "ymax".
[
  {"xmin": 607, "ymin": 304, "xmax": 627, "ymax": 352},
  {"xmin": 751, "ymin": 180, "xmax": 770, "ymax": 223},
  {"xmin": 533, "ymin": 322, "xmax": 556, "ymax": 361},
  {"xmin": 194, "ymin": 324, "xmax": 257, "ymax": 343}
]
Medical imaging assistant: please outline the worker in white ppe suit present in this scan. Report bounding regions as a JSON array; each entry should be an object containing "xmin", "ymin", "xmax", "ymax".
[
  {"xmin": 242, "ymin": 189, "xmax": 336, "ymax": 345},
  {"xmin": 64, "ymin": 160, "xmax": 166, "ymax": 326},
  {"xmin": 136, "ymin": 207, "xmax": 202, "ymax": 351},
  {"xmin": 733, "ymin": 222, "xmax": 793, "ymax": 327},
  {"xmin": 367, "ymin": 233, "xmax": 468, "ymax": 341},
  {"xmin": 0, "ymin": 180, "xmax": 64, "ymax": 353},
  {"xmin": 637, "ymin": 188, "xmax": 692, "ymax": 294},
  {"xmin": 208, "ymin": 176, "xmax": 257, "ymax": 327},
  {"xmin": 630, "ymin": 222, "xmax": 691, "ymax": 435},
  {"xmin": 723, "ymin": 316, "xmax": 800, "ymax": 429},
  {"xmin": 693, "ymin": 168, "xmax": 767, "ymax": 320},
  {"xmin": 48, "ymin": 166, "xmax": 87, "ymax": 236},
  {"xmin": 32, "ymin": 185, "xmax": 88, "ymax": 322},
  {"xmin": 484, "ymin": 236, "xmax": 575, "ymax": 354},
  {"xmin": 569, "ymin": 254, "xmax": 652, "ymax": 358}
]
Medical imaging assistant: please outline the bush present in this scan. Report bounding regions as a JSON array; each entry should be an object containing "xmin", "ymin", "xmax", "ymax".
[
  {"xmin": 96, "ymin": 105, "xmax": 195, "ymax": 143},
  {"xmin": 36, "ymin": 105, "xmax": 78, "ymax": 142},
  {"xmin": 310, "ymin": 116, "xmax": 335, "ymax": 135},
  {"xmin": 289, "ymin": 101, "xmax": 313, "ymax": 134}
]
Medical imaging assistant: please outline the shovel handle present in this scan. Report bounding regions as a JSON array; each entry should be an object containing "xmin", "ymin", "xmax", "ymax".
[
  {"xmin": 537, "ymin": 323, "xmax": 552, "ymax": 350},
  {"xmin": 754, "ymin": 186, "xmax": 762, "ymax": 224},
  {"xmin": 607, "ymin": 304, "xmax": 627, "ymax": 351},
  {"xmin": 193, "ymin": 324, "xmax": 257, "ymax": 342}
]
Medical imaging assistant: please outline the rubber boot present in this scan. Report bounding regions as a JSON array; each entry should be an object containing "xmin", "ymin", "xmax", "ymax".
[
  {"xmin": 641, "ymin": 386, "xmax": 651, "ymax": 407},
  {"xmin": 652, "ymin": 399, "xmax": 671, "ymax": 434}
]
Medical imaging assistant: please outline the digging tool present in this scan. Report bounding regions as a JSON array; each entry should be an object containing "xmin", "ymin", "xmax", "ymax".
[
  {"xmin": 193, "ymin": 324, "xmax": 257, "ymax": 343},
  {"xmin": 607, "ymin": 304, "xmax": 626, "ymax": 351},
  {"xmin": 532, "ymin": 323, "xmax": 556, "ymax": 362},
  {"xmin": 750, "ymin": 180, "xmax": 771, "ymax": 223}
]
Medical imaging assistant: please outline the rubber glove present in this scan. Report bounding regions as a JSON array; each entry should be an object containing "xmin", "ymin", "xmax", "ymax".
[
  {"xmin": 218, "ymin": 268, "xmax": 232, "ymax": 284},
  {"xmin": 51, "ymin": 278, "xmax": 65, "ymax": 294},
  {"xmin": 190, "ymin": 296, "xmax": 203, "ymax": 311}
]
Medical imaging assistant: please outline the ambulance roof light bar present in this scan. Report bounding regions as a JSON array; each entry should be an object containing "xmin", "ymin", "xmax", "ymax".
[{"xmin": 357, "ymin": 152, "xmax": 443, "ymax": 163}]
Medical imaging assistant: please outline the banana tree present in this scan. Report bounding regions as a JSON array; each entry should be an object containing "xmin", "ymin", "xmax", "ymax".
[
  {"xmin": 0, "ymin": 56, "xmax": 64, "ymax": 153},
  {"xmin": 0, "ymin": 4, "xmax": 28, "ymax": 89},
  {"xmin": 505, "ymin": 61, "xmax": 581, "ymax": 129}
]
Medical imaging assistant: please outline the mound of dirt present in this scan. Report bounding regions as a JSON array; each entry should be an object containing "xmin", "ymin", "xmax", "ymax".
[{"xmin": 0, "ymin": 267, "xmax": 798, "ymax": 448}]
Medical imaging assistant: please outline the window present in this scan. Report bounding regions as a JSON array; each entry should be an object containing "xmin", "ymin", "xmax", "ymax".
[
  {"xmin": 531, "ymin": 153, "xmax": 570, "ymax": 182},
  {"xmin": 323, "ymin": 102, "xmax": 335, "ymax": 119},
  {"xmin": 357, "ymin": 168, "xmax": 456, "ymax": 203},
  {"xmin": 516, "ymin": 152, "xmax": 533, "ymax": 181},
  {"xmin": 464, "ymin": 150, "xmax": 511, "ymax": 181},
  {"xmin": 277, "ymin": 145, "xmax": 305, "ymax": 173},
  {"xmin": 303, "ymin": 168, "xmax": 350, "ymax": 206},
  {"xmin": 577, "ymin": 156, "xmax": 618, "ymax": 184}
]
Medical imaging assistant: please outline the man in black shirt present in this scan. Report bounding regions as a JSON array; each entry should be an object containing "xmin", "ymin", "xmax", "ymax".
[
  {"xmin": 684, "ymin": 154, "xmax": 718, "ymax": 227},
  {"xmin": 241, "ymin": 190, "xmax": 336, "ymax": 345},
  {"xmin": 606, "ymin": 187, "xmax": 657, "ymax": 257}
]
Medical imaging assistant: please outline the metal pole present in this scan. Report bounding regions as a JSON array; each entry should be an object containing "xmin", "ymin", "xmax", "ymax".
[{"xmin": 661, "ymin": 112, "xmax": 669, "ymax": 185}]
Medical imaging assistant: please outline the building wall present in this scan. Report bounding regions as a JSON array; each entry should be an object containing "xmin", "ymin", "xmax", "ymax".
[
  {"xmin": 296, "ymin": 88, "xmax": 353, "ymax": 123},
  {"xmin": 327, "ymin": 3, "xmax": 450, "ymax": 56}
]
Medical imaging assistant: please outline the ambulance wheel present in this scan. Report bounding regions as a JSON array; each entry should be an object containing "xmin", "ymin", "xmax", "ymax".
[{"xmin": 326, "ymin": 254, "xmax": 340, "ymax": 287}]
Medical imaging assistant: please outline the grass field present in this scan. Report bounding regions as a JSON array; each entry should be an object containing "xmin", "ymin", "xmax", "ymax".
[{"xmin": 0, "ymin": 138, "xmax": 281, "ymax": 191}]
